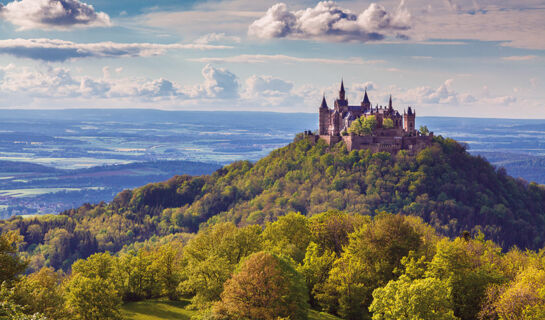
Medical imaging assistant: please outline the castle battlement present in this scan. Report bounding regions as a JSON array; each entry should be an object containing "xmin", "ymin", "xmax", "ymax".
[{"xmin": 318, "ymin": 80, "xmax": 433, "ymax": 153}]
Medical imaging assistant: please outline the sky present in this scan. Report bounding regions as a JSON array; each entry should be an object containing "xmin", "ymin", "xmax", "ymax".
[{"xmin": 0, "ymin": 0, "xmax": 543, "ymax": 118}]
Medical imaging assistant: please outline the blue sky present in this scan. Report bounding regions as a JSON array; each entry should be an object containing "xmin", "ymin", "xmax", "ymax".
[{"xmin": 0, "ymin": 0, "xmax": 543, "ymax": 118}]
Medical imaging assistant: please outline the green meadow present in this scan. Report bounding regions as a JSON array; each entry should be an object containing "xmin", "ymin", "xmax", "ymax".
[{"xmin": 120, "ymin": 299, "xmax": 341, "ymax": 320}]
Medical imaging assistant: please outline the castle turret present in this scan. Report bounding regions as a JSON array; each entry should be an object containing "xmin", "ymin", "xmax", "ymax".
[
  {"xmin": 388, "ymin": 95, "xmax": 393, "ymax": 111},
  {"xmin": 404, "ymin": 106, "xmax": 416, "ymax": 134},
  {"xmin": 335, "ymin": 79, "xmax": 348, "ymax": 109},
  {"xmin": 319, "ymin": 95, "xmax": 330, "ymax": 135},
  {"xmin": 361, "ymin": 88, "xmax": 371, "ymax": 112}
]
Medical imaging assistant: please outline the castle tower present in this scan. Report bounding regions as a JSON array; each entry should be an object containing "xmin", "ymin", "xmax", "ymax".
[
  {"xmin": 388, "ymin": 95, "xmax": 393, "ymax": 112},
  {"xmin": 332, "ymin": 110, "xmax": 341, "ymax": 136},
  {"xmin": 334, "ymin": 79, "xmax": 348, "ymax": 109},
  {"xmin": 361, "ymin": 88, "xmax": 371, "ymax": 112},
  {"xmin": 404, "ymin": 106, "xmax": 416, "ymax": 134},
  {"xmin": 319, "ymin": 95, "xmax": 330, "ymax": 135}
]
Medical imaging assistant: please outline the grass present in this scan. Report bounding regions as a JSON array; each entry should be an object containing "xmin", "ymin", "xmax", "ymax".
[
  {"xmin": 120, "ymin": 299, "xmax": 342, "ymax": 320},
  {"xmin": 121, "ymin": 299, "xmax": 195, "ymax": 320}
]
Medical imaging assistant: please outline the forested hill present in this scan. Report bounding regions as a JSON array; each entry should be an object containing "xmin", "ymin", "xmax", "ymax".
[{"xmin": 2, "ymin": 134, "xmax": 545, "ymax": 271}]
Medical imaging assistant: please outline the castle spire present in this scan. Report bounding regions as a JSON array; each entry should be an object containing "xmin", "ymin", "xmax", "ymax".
[
  {"xmin": 320, "ymin": 94, "xmax": 328, "ymax": 109},
  {"xmin": 388, "ymin": 94, "xmax": 393, "ymax": 110},
  {"xmin": 339, "ymin": 78, "xmax": 346, "ymax": 101},
  {"xmin": 363, "ymin": 88, "xmax": 370, "ymax": 104}
]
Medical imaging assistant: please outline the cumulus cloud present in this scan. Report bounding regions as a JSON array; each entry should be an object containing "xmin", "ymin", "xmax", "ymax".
[
  {"xmin": 198, "ymin": 64, "xmax": 239, "ymax": 99},
  {"xmin": 244, "ymin": 75, "xmax": 293, "ymax": 98},
  {"xmin": 0, "ymin": 63, "xmax": 243, "ymax": 103},
  {"xmin": 0, "ymin": 38, "xmax": 232, "ymax": 62},
  {"xmin": 0, "ymin": 0, "xmax": 111, "ymax": 30},
  {"xmin": 189, "ymin": 54, "xmax": 383, "ymax": 65},
  {"xmin": 248, "ymin": 1, "xmax": 411, "ymax": 42},
  {"xmin": 401, "ymin": 79, "xmax": 468, "ymax": 104}
]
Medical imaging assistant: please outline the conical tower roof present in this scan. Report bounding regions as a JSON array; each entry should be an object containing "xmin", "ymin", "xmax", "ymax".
[
  {"xmin": 320, "ymin": 95, "xmax": 328, "ymax": 109},
  {"xmin": 363, "ymin": 88, "xmax": 370, "ymax": 104}
]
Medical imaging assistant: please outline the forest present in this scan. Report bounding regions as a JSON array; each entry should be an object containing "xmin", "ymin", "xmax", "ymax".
[
  {"xmin": 3, "ymin": 211, "xmax": 545, "ymax": 319},
  {"xmin": 2, "ymin": 133, "xmax": 545, "ymax": 318}
]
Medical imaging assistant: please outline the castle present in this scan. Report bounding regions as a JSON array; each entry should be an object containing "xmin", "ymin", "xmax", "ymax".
[{"xmin": 317, "ymin": 80, "xmax": 433, "ymax": 153}]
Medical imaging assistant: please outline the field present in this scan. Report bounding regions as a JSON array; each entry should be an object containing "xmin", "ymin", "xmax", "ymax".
[{"xmin": 120, "ymin": 299, "xmax": 341, "ymax": 320}]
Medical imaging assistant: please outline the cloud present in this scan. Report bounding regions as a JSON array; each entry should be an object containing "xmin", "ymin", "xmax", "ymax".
[
  {"xmin": 189, "ymin": 54, "xmax": 384, "ymax": 65},
  {"xmin": 0, "ymin": 63, "xmax": 242, "ymax": 102},
  {"xmin": 0, "ymin": 0, "xmax": 111, "ymax": 30},
  {"xmin": 194, "ymin": 33, "xmax": 241, "ymax": 44},
  {"xmin": 0, "ymin": 38, "xmax": 232, "ymax": 62},
  {"xmin": 199, "ymin": 64, "xmax": 239, "ymax": 99},
  {"xmin": 407, "ymin": 3, "xmax": 545, "ymax": 49},
  {"xmin": 244, "ymin": 75, "xmax": 293, "ymax": 98},
  {"xmin": 248, "ymin": 1, "xmax": 411, "ymax": 42},
  {"xmin": 501, "ymin": 55, "xmax": 538, "ymax": 61}
]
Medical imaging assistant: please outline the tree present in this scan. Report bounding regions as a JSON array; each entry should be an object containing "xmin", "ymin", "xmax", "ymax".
[
  {"xmin": 349, "ymin": 115, "xmax": 377, "ymax": 135},
  {"xmin": 370, "ymin": 275, "xmax": 459, "ymax": 320},
  {"xmin": 180, "ymin": 223, "xmax": 263, "ymax": 308},
  {"xmin": 0, "ymin": 231, "xmax": 27, "ymax": 285},
  {"xmin": 426, "ymin": 237, "xmax": 504, "ymax": 320},
  {"xmin": 362, "ymin": 116, "xmax": 378, "ymax": 134},
  {"xmin": 298, "ymin": 242, "xmax": 336, "ymax": 307},
  {"xmin": 419, "ymin": 125, "xmax": 430, "ymax": 135},
  {"xmin": 383, "ymin": 118, "xmax": 394, "ymax": 129},
  {"xmin": 11, "ymin": 267, "xmax": 67, "ymax": 319},
  {"xmin": 317, "ymin": 214, "xmax": 423, "ymax": 319},
  {"xmin": 151, "ymin": 243, "xmax": 183, "ymax": 300},
  {"xmin": 309, "ymin": 210, "xmax": 367, "ymax": 256},
  {"xmin": 213, "ymin": 251, "xmax": 309, "ymax": 320},
  {"xmin": 65, "ymin": 274, "xmax": 122, "ymax": 320},
  {"xmin": 263, "ymin": 212, "xmax": 312, "ymax": 264}
]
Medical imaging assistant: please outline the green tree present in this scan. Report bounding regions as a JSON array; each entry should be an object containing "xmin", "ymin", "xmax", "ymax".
[
  {"xmin": 11, "ymin": 267, "xmax": 67, "ymax": 319},
  {"xmin": 419, "ymin": 125, "xmax": 430, "ymax": 135},
  {"xmin": 298, "ymin": 242, "xmax": 336, "ymax": 307},
  {"xmin": 370, "ymin": 275, "xmax": 458, "ymax": 320},
  {"xmin": 263, "ymin": 212, "xmax": 313, "ymax": 264},
  {"xmin": 0, "ymin": 231, "xmax": 27, "ymax": 285},
  {"xmin": 426, "ymin": 237, "xmax": 504, "ymax": 320},
  {"xmin": 151, "ymin": 243, "xmax": 183, "ymax": 300},
  {"xmin": 213, "ymin": 251, "xmax": 309, "ymax": 320},
  {"xmin": 317, "ymin": 214, "xmax": 423, "ymax": 319},
  {"xmin": 65, "ymin": 274, "xmax": 122, "ymax": 320},
  {"xmin": 180, "ymin": 223, "xmax": 263, "ymax": 308},
  {"xmin": 382, "ymin": 118, "xmax": 394, "ymax": 129},
  {"xmin": 349, "ymin": 115, "xmax": 377, "ymax": 135}
]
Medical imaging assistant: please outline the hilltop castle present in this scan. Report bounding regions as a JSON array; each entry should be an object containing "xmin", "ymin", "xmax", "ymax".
[{"xmin": 317, "ymin": 80, "xmax": 432, "ymax": 153}]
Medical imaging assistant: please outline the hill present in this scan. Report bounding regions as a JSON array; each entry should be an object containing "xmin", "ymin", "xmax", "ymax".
[{"xmin": 1, "ymin": 134, "xmax": 545, "ymax": 271}]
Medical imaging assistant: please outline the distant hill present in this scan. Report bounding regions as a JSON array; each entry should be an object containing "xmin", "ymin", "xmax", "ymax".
[{"xmin": 2, "ymin": 134, "xmax": 545, "ymax": 271}]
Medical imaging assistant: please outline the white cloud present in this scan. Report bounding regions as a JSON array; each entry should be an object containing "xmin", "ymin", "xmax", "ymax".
[
  {"xmin": 195, "ymin": 33, "xmax": 241, "ymax": 44},
  {"xmin": 189, "ymin": 54, "xmax": 384, "ymax": 65},
  {"xmin": 243, "ymin": 75, "xmax": 293, "ymax": 98},
  {"xmin": 0, "ymin": 63, "xmax": 241, "ymax": 103},
  {"xmin": 407, "ymin": 3, "xmax": 545, "ymax": 49},
  {"xmin": 248, "ymin": 1, "xmax": 411, "ymax": 42},
  {"xmin": 0, "ymin": 38, "xmax": 232, "ymax": 62},
  {"xmin": 501, "ymin": 55, "xmax": 538, "ymax": 61},
  {"xmin": 0, "ymin": 0, "xmax": 111, "ymax": 30}
]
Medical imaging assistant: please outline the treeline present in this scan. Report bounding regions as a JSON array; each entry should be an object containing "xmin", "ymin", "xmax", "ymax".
[
  {"xmin": 3, "ymin": 212, "xmax": 545, "ymax": 320},
  {"xmin": 2, "ymin": 134, "xmax": 545, "ymax": 273}
]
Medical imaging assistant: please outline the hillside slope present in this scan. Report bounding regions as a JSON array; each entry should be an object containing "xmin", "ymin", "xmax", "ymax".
[{"xmin": 2, "ymin": 134, "xmax": 545, "ymax": 270}]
